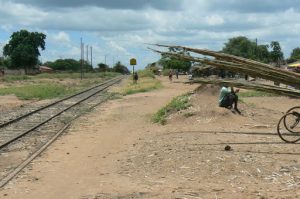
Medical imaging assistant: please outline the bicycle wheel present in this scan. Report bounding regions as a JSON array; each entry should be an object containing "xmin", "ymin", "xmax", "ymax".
[
  {"xmin": 277, "ymin": 113, "xmax": 300, "ymax": 143},
  {"xmin": 286, "ymin": 106, "xmax": 300, "ymax": 114}
]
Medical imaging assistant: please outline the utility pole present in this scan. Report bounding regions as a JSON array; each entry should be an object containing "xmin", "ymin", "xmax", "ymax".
[
  {"xmin": 86, "ymin": 45, "xmax": 89, "ymax": 64},
  {"xmin": 80, "ymin": 38, "xmax": 83, "ymax": 80},
  {"xmin": 90, "ymin": 46, "xmax": 92, "ymax": 68},
  {"xmin": 255, "ymin": 38, "xmax": 258, "ymax": 57}
]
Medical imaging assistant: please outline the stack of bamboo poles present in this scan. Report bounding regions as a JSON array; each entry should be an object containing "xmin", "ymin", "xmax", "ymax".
[{"xmin": 149, "ymin": 44, "xmax": 300, "ymax": 97}]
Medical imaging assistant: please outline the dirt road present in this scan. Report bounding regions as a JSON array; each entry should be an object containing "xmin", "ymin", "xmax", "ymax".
[{"xmin": 1, "ymin": 77, "xmax": 300, "ymax": 199}]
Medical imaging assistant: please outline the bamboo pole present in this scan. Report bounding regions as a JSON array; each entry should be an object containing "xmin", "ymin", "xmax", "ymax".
[
  {"xmin": 149, "ymin": 46, "xmax": 300, "ymax": 88},
  {"xmin": 190, "ymin": 78, "xmax": 300, "ymax": 98}
]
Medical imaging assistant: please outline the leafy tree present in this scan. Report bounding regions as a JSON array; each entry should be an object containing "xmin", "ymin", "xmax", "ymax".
[
  {"xmin": 255, "ymin": 44, "xmax": 270, "ymax": 63},
  {"xmin": 222, "ymin": 36, "xmax": 255, "ymax": 59},
  {"xmin": 45, "ymin": 59, "xmax": 93, "ymax": 72},
  {"xmin": 3, "ymin": 29, "xmax": 46, "ymax": 73},
  {"xmin": 287, "ymin": 47, "xmax": 300, "ymax": 63},
  {"xmin": 112, "ymin": 61, "xmax": 129, "ymax": 74},
  {"xmin": 98, "ymin": 63, "xmax": 110, "ymax": 72},
  {"xmin": 269, "ymin": 41, "xmax": 284, "ymax": 66},
  {"xmin": 222, "ymin": 36, "xmax": 272, "ymax": 63},
  {"xmin": 159, "ymin": 47, "xmax": 192, "ymax": 72}
]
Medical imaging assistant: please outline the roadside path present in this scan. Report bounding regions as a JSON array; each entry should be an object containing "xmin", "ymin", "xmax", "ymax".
[{"xmin": 0, "ymin": 77, "xmax": 196, "ymax": 199}]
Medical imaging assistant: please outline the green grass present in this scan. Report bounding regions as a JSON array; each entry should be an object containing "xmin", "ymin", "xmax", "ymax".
[
  {"xmin": 153, "ymin": 93, "xmax": 192, "ymax": 125},
  {"xmin": 119, "ymin": 77, "xmax": 162, "ymax": 95},
  {"xmin": 136, "ymin": 69, "xmax": 155, "ymax": 78},
  {"xmin": 3, "ymin": 75, "xmax": 32, "ymax": 82},
  {"xmin": 239, "ymin": 90, "xmax": 278, "ymax": 98},
  {"xmin": 0, "ymin": 84, "xmax": 74, "ymax": 100},
  {"xmin": 1, "ymin": 72, "xmax": 119, "ymax": 82},
  {"xmin": 33, "ymin": 72, "xmax": 119, "ymax": 79}
]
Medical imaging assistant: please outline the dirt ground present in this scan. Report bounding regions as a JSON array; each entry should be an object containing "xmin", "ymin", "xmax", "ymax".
[{"xmin": 0, "ymin": 76, "xmax": 300, "ymax": 199}]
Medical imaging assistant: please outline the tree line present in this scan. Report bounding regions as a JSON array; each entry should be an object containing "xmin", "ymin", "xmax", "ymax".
[
  {"xmin": 155, "ymin": 36, "xmax": 300, "ymax": 73},
  {"xmin": 0, "ymin": 29, "xmax": 130, "ymax": 74}
]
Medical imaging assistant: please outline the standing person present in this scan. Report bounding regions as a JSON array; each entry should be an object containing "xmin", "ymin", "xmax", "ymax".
[
  {"xmin": 176, "ymin": 70, "xmax": 179, "ymax": 79},
  {"xmin": 168, "ymin": 70, "xmax": 173, "ymax": 82},
  {"xmin": 133, "ymin": 72, "xmax": 138, "ymax": 84},
  {"xmin": 219, "ymin": 86, "xmax": 241, "ymax": 114}
]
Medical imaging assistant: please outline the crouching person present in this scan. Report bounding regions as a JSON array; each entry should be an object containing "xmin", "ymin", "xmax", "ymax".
[{"xmin": 219, "ymin": 86, "xmax": 241, "ymax": 114}]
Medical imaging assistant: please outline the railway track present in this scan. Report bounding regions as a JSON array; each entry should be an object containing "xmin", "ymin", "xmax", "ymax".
[
  {"xmin": 0, "ymin": 76, "xmax": 124, "ymax": 187},
  {"xmin": 0, "ymin": 76, "xmax": 123, "ymax": 150}
]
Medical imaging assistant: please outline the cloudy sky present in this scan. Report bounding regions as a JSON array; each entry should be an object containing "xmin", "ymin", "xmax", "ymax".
[{"xmin": 0, "ymin": 0, "xmax": 300, "ymax": 70}]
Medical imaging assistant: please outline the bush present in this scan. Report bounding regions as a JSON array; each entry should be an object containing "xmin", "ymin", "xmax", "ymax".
[
  {"xmin": 153, "ymin": 93, "xmax": 192, "ymax": 124},
  {"xmin": 137, "ymin": 69, "xmax": 155, "ymax": 78}
]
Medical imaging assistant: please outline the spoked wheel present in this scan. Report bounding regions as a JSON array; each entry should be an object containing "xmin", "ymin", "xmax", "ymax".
[
  {"xmin": 277, "ymin": 112, "xmax": 300, "ymax": 143},
  {"xmin": 286, "ymin": 106, "xmax": 300, "ymax": 114}
]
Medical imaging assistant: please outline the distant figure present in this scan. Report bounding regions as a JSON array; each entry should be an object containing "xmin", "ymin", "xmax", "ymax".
[
  {"xmin": 219, "ymin": 86, "xmax": 241, "ymax": 114},
  {"xmin": 168, "ymin": 70, "xmax": 173, "ymax": 82},
  {"xmin": 176, "ymin": 70, "xmax": 179, "ymax": 79},
  {"xmin": 133, "ymin": 72, "xmax": 138, "ymax": 84}
]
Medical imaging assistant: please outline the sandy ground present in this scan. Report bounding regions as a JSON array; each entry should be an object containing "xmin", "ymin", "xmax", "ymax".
[{"xmin": 0, "ymin": 76, "xmax": 300, "ymax": 199}]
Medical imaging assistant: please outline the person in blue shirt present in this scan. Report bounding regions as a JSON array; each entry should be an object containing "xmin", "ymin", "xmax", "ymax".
[{"xmin": 219, "ymin": 86, "xmax": 241, "ymax": 114}]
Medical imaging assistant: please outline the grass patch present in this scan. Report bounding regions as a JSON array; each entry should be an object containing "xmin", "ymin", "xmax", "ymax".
[
  {"xmin": 118, "ymin": 77, "xmax": 162, "ymax": 95},
  {"xmin": 0, "ymin": 84, "xmax": 74, "ymax": 100},
  {"xmin": 0, "ymin": 73, "xmax": 121, "ymax": 100},
  {"xmin": 239, "ymin": 90, "xmax": 278, "ymax": 98},
  {"xmin": 34, "ymin": 72, "xmax": 119, "ymax": 79},
  {"xmin": 1, "ymin": 72, "xmax": 120, "ymax": 82},
  {"xmin": 136, "ymin": 69, "xmax": 155, "ymax": 78},
  {"xmin": 153, "ymin": 93, "xmax": 192, "ymax": 124},
  {"xmin": 3, "ymin": 75, "xmax": 32, "ymax": 82}
]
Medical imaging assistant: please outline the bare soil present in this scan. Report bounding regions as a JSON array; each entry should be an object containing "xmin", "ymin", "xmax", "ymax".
[{"xmin": 0, "ymin": 76, "xmax": 300, "ymax": 199}]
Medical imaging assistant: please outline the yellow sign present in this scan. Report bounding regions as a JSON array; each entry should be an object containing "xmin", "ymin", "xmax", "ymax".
[{"xmin": 130, "ymin": 58, "xmax": 137, "ymax": 65}]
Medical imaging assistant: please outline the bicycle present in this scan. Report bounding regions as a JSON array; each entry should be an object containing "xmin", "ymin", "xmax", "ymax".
[{"xmin": 277, "ymin": 106, "xmax": 300, "ymax": 143}]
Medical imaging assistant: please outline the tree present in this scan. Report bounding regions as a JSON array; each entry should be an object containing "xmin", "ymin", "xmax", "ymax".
[
  {"xmin": 256, "ymin": 44, "xmax": 270, "ymax": 63},
  {"xmin": 287, "ymin": 47, "xmax": 300, "ymax": 63},
  {"xmin": 3, "ymin": 29, "xmax": 46, "ymax": 73},
  {"xmin": 112, "ymin": 61, "xmax": 129, "ymax": 74},
  {"xmin": 98, "ymin": 63, "xmax": 110, "ymax": 72},
  {"xmin": 222, "ymin": 36, "xmax": 256, "ymax": 58},
  {"xmin": 269, "ymin": 41, "xmax": 284, "ymax": 66},
  {"xmin": 222, "ymin": 36, "xmax": 272, "ymax": 63},
  {"xmin": 159, "ymin": 47, "xmax": 192, "ymax": 72}
]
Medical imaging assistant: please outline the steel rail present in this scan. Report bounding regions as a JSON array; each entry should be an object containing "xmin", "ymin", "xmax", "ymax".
[
  {"xmin": 0, "ymin": 76, "xmax": 123, "ymax": 129},
  {"xmin": 0, "ymin": 76, "xmax": 123, "ymax": 150}
]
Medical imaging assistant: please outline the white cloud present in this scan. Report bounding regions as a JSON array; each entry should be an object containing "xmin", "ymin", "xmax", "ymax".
[
  {"xmin": 0, "ymin": 1, "xmax": 47, "ymax": 26},
  {"xmin": 204, "ymin": 15, "xmax": 225, "ymax": 26},
  {"xmin": 2, "ymin": 0, "xmax": 300, "ymax": 68},
  {"xmin": 52, "ymin": 31, "xmax": 71, "ymax": 44},
  {"xmin": 108, "ymin": 41, "xmax": 128, "ymax": 54}
]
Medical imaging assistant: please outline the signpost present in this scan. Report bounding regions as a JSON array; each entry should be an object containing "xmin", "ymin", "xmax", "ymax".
[{"xmin": 130, "ymin": 58, "xmax": 137, "ymax": 82}]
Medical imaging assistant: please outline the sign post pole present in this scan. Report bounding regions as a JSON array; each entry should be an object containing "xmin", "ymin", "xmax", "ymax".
[{"xmin": 130, "ymin": 58, "xmax": 137, "ymax": 83}]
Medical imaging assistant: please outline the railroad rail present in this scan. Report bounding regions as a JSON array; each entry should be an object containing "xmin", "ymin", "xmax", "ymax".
[{"xmin": 0, "ymin": 76, "xmax": 123, "ymax": 150}]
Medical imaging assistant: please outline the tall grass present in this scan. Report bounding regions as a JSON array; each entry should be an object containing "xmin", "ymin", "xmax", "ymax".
[
  {"xmin": 1, "ymin": 72, "xmax": 120, "ymax": 82},
  {"xmin": 0, "ymin": 84, "xmax": 73, "ymax": 100},
  {"xmin": 3, "ymin": 75, "xmax": 31, "ymax": 82},
  {"xmin": 119, "ymin": 77, "xmax": 162, "ymax": 95},
  {"xmin": 34, "ymin": 72, "xmax": 119, "ymax": 79},
  {"xmin": 136, "ymin": 69, "xmax": 155, "ymax": 78},
  {"xmin": 239, "ymin": 90, "xmax": 278, "ymax": 98},
  {"xmin": 0, "ymin": 72, "xmax": 121, "ymax": 100},
  {"xmin": 152, "ymin": 93, "xmax": 192, "ymax": 125}
]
